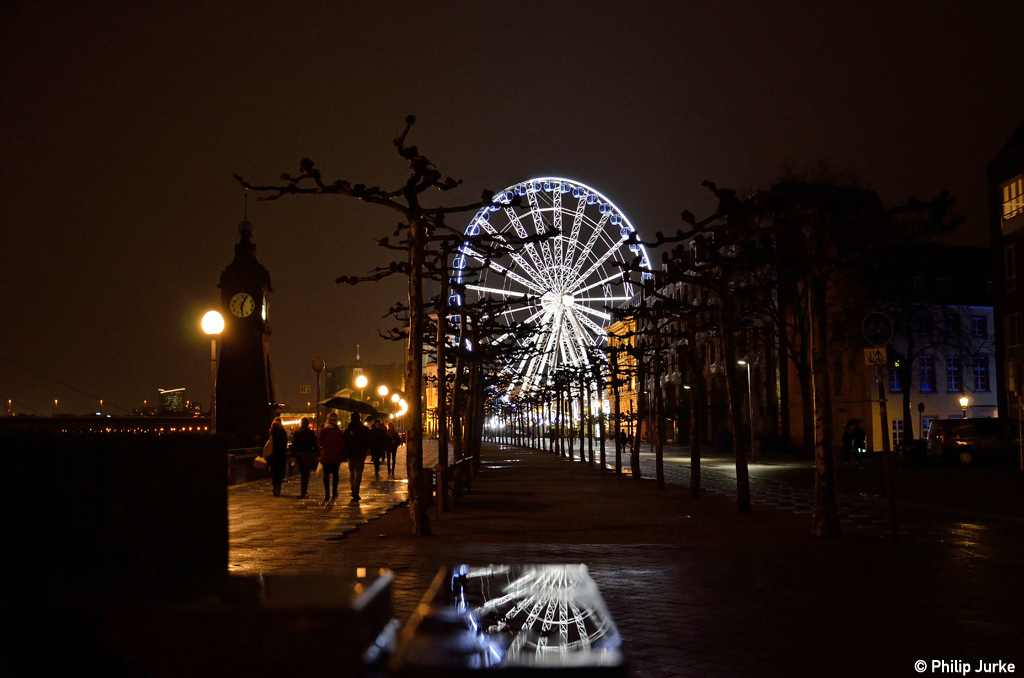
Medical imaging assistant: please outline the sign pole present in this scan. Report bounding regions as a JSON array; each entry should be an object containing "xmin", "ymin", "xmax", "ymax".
[
  {"xmin": 863, "ymin": 312, "xmax": 898, "ymax": 540},
  {"xmin": 312, "ymin": 358, "xmax": 326, "ymax": 430},
  {"xmin": 874, "ymin": 365, "xmax": 898, "ymax": 539}
]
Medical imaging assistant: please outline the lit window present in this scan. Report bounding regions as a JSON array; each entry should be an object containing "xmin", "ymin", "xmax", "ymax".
[
  {"xmin": 920, "ymin": 356, "xmax": 934, "ymax": 392},
  {"xmin": 892, "ymin": 419, "xmax": 904, "ymax": 448},
  {"xmin": 888, "ymin": 367, "xmax": 901, "ymax": 393},
  {"xmin": 946, "ymin": 356, "xmax": 961, "ymax": 392},
  {"xmin": 1004, "ymin": 177, "xmax": 1024, "ymax": 219},
  {"xmin": 973, "ymin": 355, "xmax": 990, "ymax": 392}
]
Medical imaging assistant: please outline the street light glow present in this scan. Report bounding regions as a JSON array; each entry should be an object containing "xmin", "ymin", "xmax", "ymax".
[
  {"xmin": 201, "ymin": 310, "xmax": 224, "ymax": 335},
  {"xmin": 378, "ymin": 385, "xmax": 388, "ymax": 397},
  {"xmin": 959, "ymin": 396, "xmax": 969, "ymax": 409},
  {"xmin": 356, "ymin": 375, "xmax": 368, "ymax": 389},
  {"xmin": 391, "ymin": 393, "xmax": 400, "ymax": 403}
]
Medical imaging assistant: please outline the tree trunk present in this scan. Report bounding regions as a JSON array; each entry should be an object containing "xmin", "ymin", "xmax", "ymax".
[
  {"xmin": 686, "ymin": 341, "xmax": 703, "ymax": 498},
  {"xmin": 901, "ymin": 329, "xmax": 916, "ymax": 446},
  {"xmin": 653, "ymin": 325, "xmax": 665, "ymax": 486},
  {"xmin": 808, "ymin": 273, "xmax": 841, "ymax": 537},
  {"xmin": 586, "ymin": 373, "xmax": 594, "ymax": 463},
  {"xmin": 578, "ymin": 373, "xmax": 586, "ymax": 462},
  {"xmin": 763, "ymin": 324, "xmax": 779, "ymax": 436},
  {"xmin": 405, "ymin": 218, "xmax": 431, "ymax": 536},
  {"xmin": 799, "ymin": 366, "xmax": 814, "ymax": 456},
  {"xmin": 612, "ymin": 353, "xmax": 622, "ymax": 474},
  {"xmin": 597, "ymin": 365, "xmax": 606, "ymax": 468},
  {"xmin": 779, "ymin": 320, "xmax": 792, "ymax": 439},
  {"xmin": 631, "ymin": 344, "xmax": 645, "ymax": 479},
  {"xmin": 435, "ymin": 274, "xmax": 449, "ymax": 512},
  {"xmin": 720, "ymin": 297, "xmax": 751, "ymax": 512}
]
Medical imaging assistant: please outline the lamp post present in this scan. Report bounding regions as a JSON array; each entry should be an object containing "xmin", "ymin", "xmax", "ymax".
[
  {"xmin": 356, "ymin": 374, "xmax": 368, "ymax": 402},
  {"xmin": 201, "ymin": 310, "xmax": 224, "ymax": 434},
  {"xmin": 312, "ymin": 358, "xmax": 325, "ymax": 430},
  {"xmin": 738, "ymin": 360, "xmax": 754, "ymax": 461},
  {"xmin": 959, "ymin": 395, "xmax": 969, "ymax": 419}
]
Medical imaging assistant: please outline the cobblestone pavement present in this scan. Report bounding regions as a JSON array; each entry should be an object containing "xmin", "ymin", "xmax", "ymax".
[
  {"xmin": 228, "ymin": 441, "xmax": 438, "ymax": 574},
  {"xmin": 229, "ymin": 440, "xmax": 1023, "ymax": 677},
  {"xmin": 531, "ymin": 438, "xmax": 1000, "ymax": 542}
]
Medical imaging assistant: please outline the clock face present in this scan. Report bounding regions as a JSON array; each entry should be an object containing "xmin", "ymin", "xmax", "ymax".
[{"xmin": 230, "ymin": 292, "xmax": 256, "ymax": 318}]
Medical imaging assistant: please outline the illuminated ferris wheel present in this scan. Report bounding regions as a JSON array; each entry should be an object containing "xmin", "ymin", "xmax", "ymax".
[{"xmin": 455, "ymin": 177, "xmax": 651, "ymax": 395}]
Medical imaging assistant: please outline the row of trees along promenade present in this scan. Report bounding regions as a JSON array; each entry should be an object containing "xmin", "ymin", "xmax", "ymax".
[{"xmin": 238, "ymin": 118, "xmax": 962, "ymax": 538}]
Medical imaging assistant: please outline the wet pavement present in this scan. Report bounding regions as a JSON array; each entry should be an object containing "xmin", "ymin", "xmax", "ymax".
[{"xmin": 229, "ymin": 439, "xmax": 1024, "ymax": 677}]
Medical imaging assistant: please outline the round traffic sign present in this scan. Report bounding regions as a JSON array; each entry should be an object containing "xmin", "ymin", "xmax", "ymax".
[{"xmin": 862, "ymin": 312, "xmax": 894, "ymax": 346}]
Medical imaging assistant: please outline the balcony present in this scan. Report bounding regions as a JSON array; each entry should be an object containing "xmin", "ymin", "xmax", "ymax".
[{"xmin": 1004, "ymin": 210, "xmax": 1024, "ymax": 236}]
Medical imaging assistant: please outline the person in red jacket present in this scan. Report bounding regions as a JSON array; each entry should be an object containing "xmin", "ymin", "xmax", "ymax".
[{"xmin": 317, "ymin": 412, "xmax": 345, "ymax": 503}]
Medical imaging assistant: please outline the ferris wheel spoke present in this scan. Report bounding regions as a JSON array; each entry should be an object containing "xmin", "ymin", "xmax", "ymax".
[
  {"xmin": 505, "ymin": 208, "xmax": 552, "ymax": 286},
  {"xmin": 570, "ymin": 235, "xmax": 627, "ymax": 294},
  {"xmin": 574, "ymin": 271, "xmax": 625, "ymax": 296},
  {"xmin": 527, "ymin": 189, "xmax": 557, "ymax": 276},
  {"xmin": 479, "ymin": 221, "xmax": 551, "ymax": 289},
  {"xmin": 568, "ymin": 210, "xmax": 611, "ymax": 279},
  {"xmin": 572, "ymin": 303, "xmax": 611, "ymax": 321},
  {"xmin": 570, "ymin": 308, "xmax": 607, "ymax": 342},
  {"xmin": 563, "ymin": 191, "xmax": 588, "ymax": 273},
  {"xmin": 466, "ymin": 249, "xmax": 547, "ymax": 295},
  {"xmin": 464, "ymin": 284, "xmax": 531, "ymax": 298},
  {"xmin": 563, "ymin": 312, "xmax": 593, "ymax": 367},
  {"xmin": 552, "ymin": 185, "xmax": 563, "ymax": 270}
]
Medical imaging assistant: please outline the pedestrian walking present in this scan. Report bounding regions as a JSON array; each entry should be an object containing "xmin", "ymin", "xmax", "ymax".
[
  {"xmin": 267, "ymin": 416, "xmax": 289, "ymax": 497},
  {"xmin": 369, "ymin": 420, "xmax": 388, "ymax": 476},
  {"xmin": 289, "ymin": 417, "xmax": 319, "ymax": 498},
  {"xmin": 842, "ymin": 424, "xmax": 854, "ymax": 461},
  {"xmin": 344, "ymin": 413, "xmax": 371, "ymax": 503},
  {"xmin": 317, "ymin": 412, "xmax": 345, "ymax": 503},
  {"xmin": 385, "ymin": 422, "xmax": 401, "ymax": 476},
  {"xmin": 852, "ymin": 423, "xmax": 866, "ymax": 456}
]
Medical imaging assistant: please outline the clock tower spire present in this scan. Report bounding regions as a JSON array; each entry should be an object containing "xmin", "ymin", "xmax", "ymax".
[{"xmin": 216, "ymin": 206, "xmax": 276, "ymax": 446}]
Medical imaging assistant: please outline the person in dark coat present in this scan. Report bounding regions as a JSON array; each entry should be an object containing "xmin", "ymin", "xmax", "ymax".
[
  {"xmin": 385, "ymin": 422, "xmax": 401, "ymax": 476},
  {"xmin": 369, "ymin": 420, "xmax": 388, "ymax": 476},
  {"xmin": 852, "ymin": 423, "xmax": 866, "ymax": 456},
  {"xmin": 267, "ymin": 417, "xmax": 289, "ymax": 497},
  {"xmin": 317, "ymin": 412, "xmax": 345, "ymax": 503},
  {"xmin": 841, "ymin": 425, "xmax": 854, "ymax": 460},
  {"xmin": 344, "ymin": 413, "xmax": 371, "ymax": 503},
  {"xmin": 289, "ymin": 417, "xmax": 319, "ymax": 498}
]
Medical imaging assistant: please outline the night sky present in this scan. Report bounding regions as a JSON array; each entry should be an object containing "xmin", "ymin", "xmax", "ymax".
[{"xmin": 2, "ymin": 1, "xmax": 1022, "ymax": 415}]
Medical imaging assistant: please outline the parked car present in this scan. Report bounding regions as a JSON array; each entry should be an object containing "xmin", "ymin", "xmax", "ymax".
[{"xmin": 925, "ymin": 418, "xmax": 1021, "ymax": 465}]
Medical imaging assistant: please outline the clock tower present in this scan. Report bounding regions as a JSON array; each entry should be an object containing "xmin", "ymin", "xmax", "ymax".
[{"xmin": 216, "ymin": 215, "xmax": 276, "ymax": 446}]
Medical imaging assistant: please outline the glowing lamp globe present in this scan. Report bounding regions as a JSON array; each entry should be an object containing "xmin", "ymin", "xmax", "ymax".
[
  {"xmin": 378, "ymin": 385, "xmax": 389, "ymax": 397},
  {"xmin": 356, "ymin": 375, "xmax": 368, "ymax": 389},
  {"xmin": 391, "ymin": 393, "xmax": 400, "ymax": 403},
  {"xmin": 202, "ymin": 311, "xmax": 224, "ymax": 335}
]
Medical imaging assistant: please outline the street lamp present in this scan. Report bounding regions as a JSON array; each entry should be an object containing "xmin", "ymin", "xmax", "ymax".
[
  {"xmin": 959, "ymin": 395, "xmax": 969, "ymax": 419},
  {"xmin": 356, "ymin": 374, "xmax": 368, "ymax": 401},
  {"xmin": 391, "ymin": 393, "xmax": 400, "ymax": 403},
  {"xmin": 201, "ymin": 310, "xmax": 224, "ymax": 434},
  {"xmin": 738, "ymin": 360, "xmax": 755, "ymax": 460},
  {"xmin": 378, "ymin": 385, "xmax": 389, "ymax": 397}
]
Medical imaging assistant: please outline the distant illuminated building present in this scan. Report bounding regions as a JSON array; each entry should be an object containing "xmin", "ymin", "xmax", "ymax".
[{"xmin": 158, "ymin": 388, "xmax": 187, "ymax": 414}]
